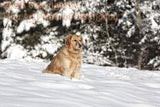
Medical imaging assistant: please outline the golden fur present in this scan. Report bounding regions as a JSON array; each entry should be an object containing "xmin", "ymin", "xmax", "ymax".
[{"xmin": 43, "ymin": 35, "xmax": 83, "ymax": 79}]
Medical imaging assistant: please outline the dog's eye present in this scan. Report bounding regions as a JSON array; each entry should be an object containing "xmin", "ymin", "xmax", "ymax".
[{"xmin": 74, "ymin": 40, "xmax": 77, "ymax": 42}]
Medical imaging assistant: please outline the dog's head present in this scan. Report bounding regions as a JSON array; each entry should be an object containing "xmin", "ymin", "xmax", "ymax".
[{"xmin": 65, "ymin": 35, "xmax": 83, "ymax": 51}]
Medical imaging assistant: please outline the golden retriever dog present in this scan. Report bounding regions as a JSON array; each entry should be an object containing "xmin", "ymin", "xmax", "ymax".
[{"xmin": 43, "ymin": 35, "xmax": 83, "ymax": 79}]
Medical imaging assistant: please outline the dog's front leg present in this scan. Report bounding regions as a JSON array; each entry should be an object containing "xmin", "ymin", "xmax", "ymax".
[
  {"xmin": 74, "ymin": 67, "xmax": 81, "ymax": 80},
  {"xmin": 74, "ymin": 61, "xmax": 81, "ymax": 80},
  {"xmin": 67, "ymin": 70, "xmax": 73, "ymax": 79},
  {"xmin": 67, "ymin": 62, "xmax": 77, "ymax": 79},
  {"xmin": 62, "ymin": 67, "xmax": 72, "ymax": 79}
]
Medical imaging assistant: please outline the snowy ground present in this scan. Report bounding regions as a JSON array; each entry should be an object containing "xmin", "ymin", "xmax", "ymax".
[{"xmin": 0, "ymin": 59, "xmax": 160, "ymax": 107}]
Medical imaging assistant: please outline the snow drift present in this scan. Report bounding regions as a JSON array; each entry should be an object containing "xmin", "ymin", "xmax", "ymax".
[{"xmin": 0, "ymin": 60, "xmax": 160, "ymax": 107}]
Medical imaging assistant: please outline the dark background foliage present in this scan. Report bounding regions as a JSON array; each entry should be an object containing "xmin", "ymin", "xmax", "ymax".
[{"xmin": 0, "ymin": 0, "xmax": 160, "ymax": 70}]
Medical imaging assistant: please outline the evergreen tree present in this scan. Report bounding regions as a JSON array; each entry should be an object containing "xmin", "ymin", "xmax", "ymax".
[{"xmin": 0, "ymin": 0, "xmax": 160, "ymax": 70}]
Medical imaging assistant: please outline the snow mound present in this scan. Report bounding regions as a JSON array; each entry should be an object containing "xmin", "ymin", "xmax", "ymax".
[{"xmin": 0, "ymin": 60, "xmax": 160, "ymax": 107}]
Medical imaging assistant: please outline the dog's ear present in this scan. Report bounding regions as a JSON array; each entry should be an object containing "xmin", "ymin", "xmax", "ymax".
[{"xmin": 65, "ymin": 35, "xmax": 72, "ymax": 46}]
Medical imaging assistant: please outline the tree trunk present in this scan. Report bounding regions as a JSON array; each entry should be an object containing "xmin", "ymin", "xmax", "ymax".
[
  {"xmin": 136, "ymin": 0, "xmax": 143, "ymax": 70},
  {"xmin": 105, "ymin": 0, "xmax": 118, "ymax": 66}
]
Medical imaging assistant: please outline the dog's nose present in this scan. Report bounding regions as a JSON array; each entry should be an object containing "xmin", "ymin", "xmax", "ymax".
[{"xmin": 79, "ymin": 44, "xmax": 82, "ymax": 48}]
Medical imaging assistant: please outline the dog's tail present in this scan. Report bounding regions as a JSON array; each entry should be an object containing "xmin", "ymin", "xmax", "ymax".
[
  {"xmin": 43, "ymin": 67, "xmax": 50, "ymax": 73},
  {"xmin": 42, "ymin": 69, "xmax": 46, "ymax": 73},
  {"xmin": 42, "ymin": 64, "xmax": 54, "ymax": 73}
]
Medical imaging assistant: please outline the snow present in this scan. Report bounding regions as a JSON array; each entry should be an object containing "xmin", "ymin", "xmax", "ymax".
[
  {"xmin": 82, "ymin": 33, "xmax": 89, "ymax": 45},
  {"xmin": 34, "ymin": 11, "xmax": 50, "ymax": 27},
  {"xmin": 156, "ymin": 0, "xmax": 160, "ymax": 4},
  {"xmin": 0, "ymin": 60, "xmax": 160, "ymax": 107},
  {"xmin": 140, "ymin": 0, "xmax": 160, "ymax": 31},
  {"xmin": 150, "ymin": 17, "xmax": 159, "ymax": 29},
  {"xmin": 126, "ymin": 26, "xmax": 135, "ymax": 38},
  {"xmin": 5, "ymin": 45, "xmax": 27, "ymax": 59},
  {"xmin": 5, "ymin": 0, "xmax": 26, "ymax": 14},
  {"xmin": 3, "ymin": 18, "xmax": 12, "ymax": 27},
  {"xmin": 1, "ymin": 22, "xmax": 15, "ymax": 52},
  {"xmin": 17, "ymin": 20, "xmax": 36, "ymax": 34},
  {"xmin": 148, "ymin": 56, "xmax": 160, "ymax": 70},
  {"xmin": 62, "ymin": 6, "xmax": 73, "ymax": 28},
  {"xmin": 17, "ymin": 11, "xmax": 50, "ymax": 34},
  {"xmin": 17, "ymin": 11, "xmax": 50, "ymax": 33},
  {"xmin": 41, "ymin": 44, "xmax": 59, "ymax": 55}
]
